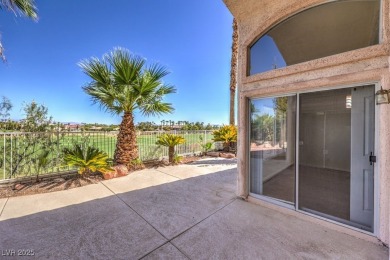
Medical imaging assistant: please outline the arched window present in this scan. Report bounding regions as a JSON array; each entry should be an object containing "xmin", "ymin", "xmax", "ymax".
[{"xmin": 249, "ymin": 0, "xmax": 380, "ymax": 75}]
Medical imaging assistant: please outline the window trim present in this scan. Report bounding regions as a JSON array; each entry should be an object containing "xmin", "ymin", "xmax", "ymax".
[{"xmin": 246, "ymin": 0, "xmax": 382, "ymax": 77}]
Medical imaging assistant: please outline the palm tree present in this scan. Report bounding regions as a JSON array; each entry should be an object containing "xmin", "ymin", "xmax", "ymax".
[
  {"xmin": 156, "ymin": 134, "xmax": 185, "ymax": 164},
  {"xmin": 79, "ymin": 47, "xmax": 176, "ymax": 167},
  {"xmin": 229, "ymin": 18, "xmax": 238, "ymax": 125},
  {"xmin": 0, "ymin": 0, "xmax": 38, "ymax": 61}
]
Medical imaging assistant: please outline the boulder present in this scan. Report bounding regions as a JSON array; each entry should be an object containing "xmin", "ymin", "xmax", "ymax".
[
  {"xmin": 219, "ymin": 152, "xmax": 235, "ymax": 159},
  {"xmin": 114, "ymin": 165, "xmax": 129, "ymax": 177},
  {"xmin": 102, "ymin": 165, "xmax": 129, "ymax": 180},
  {"xmin": 206, "ymin": 151, "xmax": 220, "ymax": 157},
  {"xmin": 53, "ymin": 178, "xmax": 65, "ymax": 183},
  {"xmin": 13, "ymin": 183, "xmax": 25, "ymax": 191},
  {"xmin": 102, "ymin": 171, "xmax": 115, "ymax": 180}
]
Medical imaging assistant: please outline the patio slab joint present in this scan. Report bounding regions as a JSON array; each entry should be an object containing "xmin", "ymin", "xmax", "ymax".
[
  {"xmin": 100, "ymin": 180, "xmax": 170, "ymax": 241},
  {"xmin": 0, "ymin": 197, "xmax": 8, "ymax": 217}
]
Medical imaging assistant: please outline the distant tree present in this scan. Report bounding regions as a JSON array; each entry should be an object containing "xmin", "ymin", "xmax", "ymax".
[
  {"xmin": 252, "ymin": 114, "xmax": 274, "ymax": 142},
  {"xmin": 0, "ymin": 101, "xmax": 60, "ymax": 179},
  {"xmin": 0, "ymin": 96, "xmax": 12, "ymax": 121},
  {"xmin": 21, "ymin": 101, "xmax": 53, "ymax": 132},
  {"xmin": 137, "ymin": 121, "xmax": 158, "ymax": 131},
  {"xmin": 229, "ymin": 18, "xmax": 238, "ymax": 125},
  {"xmin": 273, "ymin": 97, "xmax": 288, "ymax": 113},
  {"xmin": 205, "ymin": 123, "xmax": 213, "ymax": 130},
  {"xmin": 79, "ymin": 47, "xmax": 176, "ymax": 167},
  {"xmin": 0, "ymin": 0, "xmax": 38, "ymax": 61}
]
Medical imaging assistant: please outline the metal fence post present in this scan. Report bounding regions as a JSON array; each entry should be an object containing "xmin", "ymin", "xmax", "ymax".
[
  {"xmin": 3, "ymin": 133, "xmax": 5, "ymax": 180},
  {"xmin": 56, "ymin": 130, "xmax": 60, "ymax": 172}
]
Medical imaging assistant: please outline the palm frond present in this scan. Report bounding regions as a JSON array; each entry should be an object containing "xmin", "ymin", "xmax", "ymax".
[
  {"xmin": 107, "ymin": 47, "xmax": 145, "ymax": 85},
  {"xmin": 146, "ymin": 63, "xmax": 170, "ymax": 82},
  {"xmin": 0, "ymin": 0, "xmax": 38, "ymax": 20},
  {"xmin": 139, "ymin": 101, "xmax": 174, "ymax": 117},
  {"xmin": 156, "ymin": 134, "xmax": 185, "ymax": 148}
]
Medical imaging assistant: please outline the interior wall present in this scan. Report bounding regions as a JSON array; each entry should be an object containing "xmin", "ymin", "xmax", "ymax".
[{"xmin": 299, "ymin": 90, "xmax": 351, "ymax": 171}]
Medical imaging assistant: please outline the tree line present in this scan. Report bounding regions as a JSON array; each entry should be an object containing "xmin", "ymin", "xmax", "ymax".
[{"xmin": 136, "ymin": 121, "xmax": 220, "ymax": 131}]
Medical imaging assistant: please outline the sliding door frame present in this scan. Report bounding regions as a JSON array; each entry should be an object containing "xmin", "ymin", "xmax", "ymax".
[{"xmin": 248, "ymin": 81, "xmax": 380, "ymax": 236}]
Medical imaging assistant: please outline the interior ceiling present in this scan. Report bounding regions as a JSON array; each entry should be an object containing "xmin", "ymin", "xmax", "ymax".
[{"xmin": 268, "ymin": 1, "xmax": 380, "ymax": 65}]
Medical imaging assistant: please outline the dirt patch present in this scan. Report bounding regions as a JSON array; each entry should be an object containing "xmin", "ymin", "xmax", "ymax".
[
  {"xmin": 0, "ymin": 174, "xmax": 103, "ymax": 199},
  {"xmin": 0, "ymin": 155, "xmax": 206, "ymax": 199}
]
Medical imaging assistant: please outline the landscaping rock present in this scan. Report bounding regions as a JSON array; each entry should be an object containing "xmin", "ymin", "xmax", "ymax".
[
  {"xmin": 219, "ymin": 152, "xmax": 235, "ymax": 159},
  {"xmin": 102, "ymin": 171, "xmax": 115, "ymax": 180},
  {"xmin": 13, "ymin": 183, "xmax": 25, "ymax": 191},
  {"xmin": 114, "ymin": 165, "xmax": 129, "ymax": 177},
  {"xmin": 207, "ymin": 151, "xmax": 220, "ymax": 157},
  {"xmin": 102, "ymin": 165, "xmax": 129, "ymax": 180},
  {"xmin": 53, "ymin": 178, "xmax": 65, "ymax": 183}
]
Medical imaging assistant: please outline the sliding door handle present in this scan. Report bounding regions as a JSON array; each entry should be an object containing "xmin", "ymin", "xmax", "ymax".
[{"xmin": 369, "ymin": 152, "xmax": 376, "ymax": 165}]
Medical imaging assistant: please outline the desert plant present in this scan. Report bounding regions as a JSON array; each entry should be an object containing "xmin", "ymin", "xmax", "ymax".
[
  {"xmin": 1, "ymin": 102, "xmax": 62, "ymax": 179},
  {"xmin": 79, "ymin": 47, "xmax": 175, "ymax": 168},
  {"xmin": 129, "ymin": 157, "xmax": 145, "ymax": 170},
  {"xmin": 63, "ymin": 144, "xmax": 112, "ymax": 177},
  {"xmin": 155, "ymin": 134, "xmax": 185, "ymax": 164},
  {"xmin": 172, "ymin": 154, "xmax": 183, "ymax": 164},
  {"xmin": 31, "ymin": 149, "xmax": 52, "ymax": 181},
  {"xmin": 212, "ymin": 125, "xmax": 237, "ymax": 151},
  {"xmin": 199, "ymin": 135, "xmax": 213, "ymax": 155}
]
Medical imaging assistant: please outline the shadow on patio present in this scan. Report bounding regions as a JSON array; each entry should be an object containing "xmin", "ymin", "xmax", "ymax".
[{"xmin": 0, "ymin": 161, "xmax": 387, "ymax": 259}]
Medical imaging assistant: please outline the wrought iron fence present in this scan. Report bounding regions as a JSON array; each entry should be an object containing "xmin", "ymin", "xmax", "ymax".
[{"xmin": 0, "ymin": 130, "xmax": 214, "ymax": 181}]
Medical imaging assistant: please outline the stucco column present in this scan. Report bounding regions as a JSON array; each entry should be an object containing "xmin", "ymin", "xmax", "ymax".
[
  {"xmin": 237, "ymin": 90, "xmax": 249, "ymax": 199},
  {"xmin": 379, "ymin": 73, "xmax": 390, "ymax": 246}
]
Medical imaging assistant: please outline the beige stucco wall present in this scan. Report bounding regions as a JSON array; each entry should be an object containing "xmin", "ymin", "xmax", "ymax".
[{"xmin": 223, "ymin": 0, "xmax": 390, "ymax": 245}]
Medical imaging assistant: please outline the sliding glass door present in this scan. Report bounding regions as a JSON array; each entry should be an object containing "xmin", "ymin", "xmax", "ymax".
[
  {"xmin": 249, "ymin": 85, "xmax": 375, "ymax": 231},
  {"xmin": 249, "ymin": 95, "xmax": 296, "ymax": 204},
  {"xmin": 298, "ymin": 85, "xmax": 375, "ymax": 231}
]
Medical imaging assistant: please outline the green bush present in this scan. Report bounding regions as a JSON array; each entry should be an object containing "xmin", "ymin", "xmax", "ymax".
[
  {"xmin": 63, "ymin": 144, "xmax": 112, "ymax": 177},
  {"xmin": 212, "ymin": 125, "xmax": 237, "ymax": 151}
]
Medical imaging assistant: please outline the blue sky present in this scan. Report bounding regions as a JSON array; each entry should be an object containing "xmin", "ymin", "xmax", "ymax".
[{"xmin": 0, "ymin": 0, "xmax": 233, "ymax": 125}]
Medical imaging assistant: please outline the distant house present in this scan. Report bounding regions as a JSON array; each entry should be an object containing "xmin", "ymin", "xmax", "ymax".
[
  {"xmin": 223, "ymin": 0, "xmax": 389, "ymax": 246},
  {"xmin": 64, "ymin": 123, "xmax": 80, "ymax": 131},
  {"xmin": 89, "ymin": 126, "xmax": 103, "ymax": 131}
]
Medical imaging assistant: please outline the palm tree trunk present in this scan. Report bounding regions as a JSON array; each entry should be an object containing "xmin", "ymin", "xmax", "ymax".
[
  {"xmin": 168, "ymin": 146, "xmax": 174, "ymax": 164},
  {"xmin": 114, "ymin": 112, "xmax": 138, "ymax": 166},
  {"xmin": 229, "ymin": 18, "xmax": 238, "ymax": 125}
]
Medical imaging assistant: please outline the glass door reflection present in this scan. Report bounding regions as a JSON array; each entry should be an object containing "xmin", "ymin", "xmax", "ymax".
[{"xmin": 249, "ymin": 96, "xmax": 296, "ymax": 204}]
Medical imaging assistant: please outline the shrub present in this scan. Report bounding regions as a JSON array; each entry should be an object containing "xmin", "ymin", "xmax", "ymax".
[
  {"xmin": 212, "ymin": 125, "xmax": 237, "ymax": 151},
  {"xmin": 155, "ymin": 134, "xmax": 185, "ymax": 164},
  {"xmin": 199, "ymin": 135, "xmax": 213, "ymax": 155},
  {"xmin": 63, "ymin": 144, "xmax": 112, "ymax": 177},
  {"xmin": 129, "ymin": 157, "xmax": 145, "ymax": 171},
  {"xmin": 173, "ymin": 154, "xmax": 183, "ymax": 164}
]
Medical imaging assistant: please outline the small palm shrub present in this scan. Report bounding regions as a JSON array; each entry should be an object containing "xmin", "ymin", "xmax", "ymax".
[
  {"xmin": 212, "ymin": 125, "xmax": 237, "ymax": 151},
  {"xmin": 199, "ymin": 135, "xmax": 213, "ymax": 155},
  {"xmin": 63, "ymin": 144, "xmax": 112, "ymax": 177},
  {"xmin": 129, "ymin": 157, "xmax": 145, "ymax": 171},
  {"xmin": 155, "ymin": 134, "xmax": 185, "ymax": 164},
  {"xmin": 173, "ymin": 154, "xmax": 183, "ymax": 164}
]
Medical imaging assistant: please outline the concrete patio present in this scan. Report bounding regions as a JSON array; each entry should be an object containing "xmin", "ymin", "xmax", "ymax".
[{"xmin": 0, "ymin": 158, "xmax": 388, "ymax": 259}]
